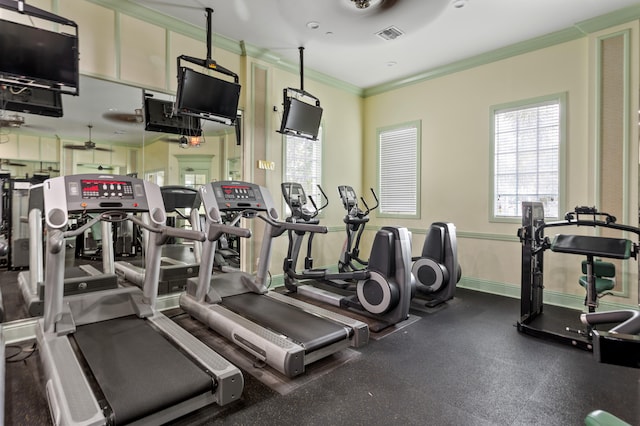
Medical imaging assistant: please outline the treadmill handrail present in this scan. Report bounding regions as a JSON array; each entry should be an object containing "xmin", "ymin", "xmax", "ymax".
[
  {"xmin": 129, "ymin": 215, "xmax": 205, "ymax": 242},
  {"xmin": 207, "ymin": 222, "xmax": 251, "ymax": 242},
  {"xmin": 258, "ymin": 212, "xmax": 328, "ymax": 236}
]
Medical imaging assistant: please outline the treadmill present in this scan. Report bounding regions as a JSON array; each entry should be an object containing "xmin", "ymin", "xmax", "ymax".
[
  {"xmin": 115, "ymin": 185, "xmax": 200, "ymax": 294},
  {"xmin": 18, "ymin": 184, "xmax": 118, "ymax": 316},
  {"xmin": 37, "ymin": 174, "xmax": 243, "ymax": 425},
  {"xmin": 180, "ymin": 180, "xmax": 369, "ymax": 378}
]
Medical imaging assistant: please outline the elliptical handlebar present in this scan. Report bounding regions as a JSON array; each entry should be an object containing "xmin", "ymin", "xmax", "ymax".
[
  {"xmin": 360, "ymin": 188, "xmax": 379, "ymax": 216},
  {"xmin": 307, "ymin": 185, "xmax": 329, "ymax": 218}
]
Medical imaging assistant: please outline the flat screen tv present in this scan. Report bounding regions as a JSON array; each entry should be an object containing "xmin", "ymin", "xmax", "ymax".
[
  {"xmin": 0, "ymin": 18, "xmax": 79, "ymax": 94},
  {"xmin": 278, "ymin": 97, "xmax": 323, "ymax": 140},
  {"xmin": 144, "ymin": 97, "xmax": 202, "ymax": 136},
  {"xmin": 175, "ymin": 67, "xmax": 240, "ymax": 125},
  {"xmin": 0, "ymin": 85, "xmax": 63, "ymax": 117}
]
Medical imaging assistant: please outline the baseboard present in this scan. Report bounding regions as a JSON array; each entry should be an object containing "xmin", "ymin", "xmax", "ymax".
[{"xmin": 458, "ymin": 277, "xmax": 637, "ymax": 312}]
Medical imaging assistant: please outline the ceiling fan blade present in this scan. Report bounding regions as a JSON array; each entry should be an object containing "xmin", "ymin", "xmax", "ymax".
[
  {"xmin": 94, "ymin": 147, "xmax": 114, "ymax": 152},
  {"xmin": 77, "ymin": 164, "xmax": 115, "ymax": 171},
  {"xmin": 64, "ymin": 144, "xmax": 88, "ymax": 150},
  {"xmin": 22, "ymin": 124, "xmax": 57, "ymax": 132},
  {"xmin": 102, "ymin": 111, "xmax": 143, "ymax": 124}
]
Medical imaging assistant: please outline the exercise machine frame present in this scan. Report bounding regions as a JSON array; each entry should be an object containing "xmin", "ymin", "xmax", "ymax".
[
  {"xmin": 181, "ymin": 180, "xmax": 369, "ymax": 377},
  {"xmin": 517, "ymin": 202, "xmax": 640, "ymax": 368},
  {"xmin": 282, "ymin": 182, "xmax": 414, "ymax": 332},
  {"xmin": 37, "ymin": 174, "xmax": 243, "ymax": 424}
]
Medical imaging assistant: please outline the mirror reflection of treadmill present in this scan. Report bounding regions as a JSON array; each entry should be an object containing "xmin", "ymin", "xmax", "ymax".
[
  {"xmin": 114, "ymin": 185, "xmax": 201, "ymax": 294},
  {"xmin": 18, "ymin": 183, "xmax": 119, "ymax": 316},
  {"xmin": 180, "ymin": 181, "xmax": 369, "ymax": 378},
  {"xmin": 36, "ymin": 175, "xmax": 243, "ymax": 425}
]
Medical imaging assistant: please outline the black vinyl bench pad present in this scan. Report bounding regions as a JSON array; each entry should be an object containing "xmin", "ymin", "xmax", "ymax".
[{"xmin": 551, "ymin": 234, "xmax": 632, "ymax": 259}]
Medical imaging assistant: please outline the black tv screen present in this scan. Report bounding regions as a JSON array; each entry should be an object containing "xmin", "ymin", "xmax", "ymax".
[
  {"xmin": 144, "ymin": 97, "xmax": 202, "ymax": 136},
  {"xmin": 176, "ymin": 67, "xmax": 240, "ymax": 124},
  {"xmin": 0, "ymin": 19, "xmax": 78, "ymax": 93},
  {"xmin": 279, "ymin": 97, "xmax": 323, "ymax": 140}
]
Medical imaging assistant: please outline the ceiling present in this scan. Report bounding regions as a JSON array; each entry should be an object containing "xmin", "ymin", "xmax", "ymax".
[
  {"xmin": 2, "ymin": 0, "xmax": 640, "ymax": 149},
  {"xmin": 134, "ymin": 0, "xmax": 640, "ymax": 88}
]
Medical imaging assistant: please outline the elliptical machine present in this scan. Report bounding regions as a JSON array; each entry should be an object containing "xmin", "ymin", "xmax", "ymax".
[
  {"xmin": 337, "ymin": 185, "xmax": 378, "ymax": 272},
  {"xmin": 282, "ymin": 182, "xmax": 413, "ymax": 332},
  {"xmin": 411, "ymin": 222, "xmax": 462, "ymax": 307}
]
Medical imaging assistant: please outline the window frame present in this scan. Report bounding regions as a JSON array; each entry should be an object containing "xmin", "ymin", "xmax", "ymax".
[
  {"xmin": 281, "ymin": 126, "xmax": 324, "ymax": 217},
  {"xmin": 489, "ymin": 92, "xmax": 567, "ymax": 223},
  {"xmin": 376, "ymin": 120, "xmax": 421, "ymax": 219}
]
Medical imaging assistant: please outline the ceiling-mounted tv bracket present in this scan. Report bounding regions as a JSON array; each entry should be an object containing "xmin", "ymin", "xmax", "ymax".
[
  {"xmin": 284, "ymin": 46, "xmax": 321, "ymax": 107},
  {"xmin": 177, "ymin": 8, "xmax": 239, "ymax": 85},
  {"xmin": 0, "ymin": 0, "xmax": 76, "ymax": 26},
  {"xmin": 0, "ymin": 0, "xmax": 79, "ymax": 95}
]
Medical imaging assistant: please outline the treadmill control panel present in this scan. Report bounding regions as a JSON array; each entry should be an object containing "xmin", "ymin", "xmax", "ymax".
[
  {"xmin": 80, "ymin": 179, "xmax": 135, "ymax": 199},
  {"xmin": 220, "ymin": 184, "xmax": 256, "ymax": 201},
  {"xmin": 60, "ymin": 175, "xmax": 151, "ymax": 213},
  {"xmin": 209, "ymin": 181, "xmax": 270, "ymax": 212}
]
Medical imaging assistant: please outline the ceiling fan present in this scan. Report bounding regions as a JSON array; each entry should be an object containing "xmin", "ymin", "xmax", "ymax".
[
  {"xmin": 0, "ymin": 112, "xmax": 57, "ymax": 133},
  {"xmin": 64, "ymin": 124, "xmax": 114, "ymax": 152},
  {"xmin": 77, "ymin": 164, "xmax": 114, "ymax": 171},
  {"xmin": 102, "ymin": 108, "xmax": 144, "ymax": 124},
  {"xmin": 0, "ymin": 113, "xmax": 25, "ymax": 128},
  {"xmin": 36, "ymin": 161, "xmax": 60, "ymax": 173},
  {"xmin": 0, "ymin": 158, "xmax": 27, "ymax": 167}
]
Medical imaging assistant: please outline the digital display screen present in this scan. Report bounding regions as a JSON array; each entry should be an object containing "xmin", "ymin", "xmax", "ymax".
[
  {"xmin": 176, "ymin": 67, "xmax": 241, "ymax": 123},
  {"xmin": 221, "ymin": 185, "xmax": 256, "ymax": 201},
  {"xmin": 279, "ymin": 97, "xmax": 323, "ymax": 140},
  {"xmin": 0, "ymin": 19, "xmax": 78, "ymax": 88},
  {"xmin": 81, "ymin": 179, "xmax": 134, "ymax": 199}
]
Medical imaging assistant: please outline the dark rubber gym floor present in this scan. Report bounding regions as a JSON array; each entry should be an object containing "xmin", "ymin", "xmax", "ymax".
[{"xmin": 2, "ymin": 266, "xmax": 639, "ymax": 425}]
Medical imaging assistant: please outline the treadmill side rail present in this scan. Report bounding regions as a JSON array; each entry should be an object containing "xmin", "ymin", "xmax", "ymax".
[
  {"xmin": 180, "ymin": 294, "xmax": 306, "ymax": 377},
  {"xmin": 266, "ymin": 290, "xmax": 369, "ymax": 348},
  {"xmin": 149, "ymin": 313, "xmax": 244, "ymax": 406},
  {"xmin": 36, "ymin": 320, "xmax": 105, "ymax": 426}
]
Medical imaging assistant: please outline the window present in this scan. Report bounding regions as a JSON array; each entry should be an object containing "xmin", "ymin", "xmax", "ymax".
[
  {"xmin": 283, "ymin": 127, "xmax": 323, "ymax": 212},
  {"xmin": 491, "ymin": 93, "xmax": 565, "ymax": 220},
  {"xmin": 144, "ymin": 170, "xmax": 164, "ymax": 186},
  {"xmin": 378, "ymin": 121, "xmax": 420, "ymax": 217},
  {"xmin": 183, "ymin": 170, "xmax": 207, "ymax": 189}
]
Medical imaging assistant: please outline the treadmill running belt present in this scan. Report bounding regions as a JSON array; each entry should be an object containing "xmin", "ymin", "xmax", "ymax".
[
  {"xmin": 64, "ymin": 266, "xmax": 97, "ymax": 278},
  {"xmin": 73, "ymin": 315, "xmax": 213, "ymax": 424},
  {"xmin": 222, "ymin": 293, "xmax": 349, "ymax": 352}
]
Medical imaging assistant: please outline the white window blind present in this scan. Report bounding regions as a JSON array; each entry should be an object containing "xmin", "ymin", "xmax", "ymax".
[
  {"xmin": 378, "ymin": 124, "xmax": 418, "ymax": 215},
  {"xmin": 284, "ymin": 127, "xmax": 323, "ymax": 208},
  {"xmin": 493, "ymin": 98, "xmax": 561, "ymax": 218}
]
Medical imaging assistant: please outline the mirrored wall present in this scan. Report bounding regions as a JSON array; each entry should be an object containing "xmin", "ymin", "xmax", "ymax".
[{"xmin": 0, "ymin": 75, "xmax": 242, "ymax": 322}]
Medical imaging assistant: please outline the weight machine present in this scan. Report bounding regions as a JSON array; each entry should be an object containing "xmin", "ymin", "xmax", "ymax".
[{"xmin": 517, "ymin": 202, "xmax": 640, "ymax": 368}]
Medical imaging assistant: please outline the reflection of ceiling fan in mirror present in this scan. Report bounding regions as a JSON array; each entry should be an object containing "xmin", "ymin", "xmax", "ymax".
[
  {"xmin": 36, "ymin": 161, "xmax": 60, "ymax": 173},
  {"xmin": 1, "ymin": 158, "xmax": 27, "ymax": 167},
  {"xmin": 64, "ymin": 124, "xmax": 114, "ymax": 152},
  {"xmin": 0, "ymin": 113, "xmax": 24, "ymax": 128},
  {"xmin": 0, "ymin": 112, "xmax": 55, "ymax": 132},
  {"xmin": 77, "ymin": 164, "xmax": 114, "ymax": 171},
  {"xmin": 102, "ymin": 108, "xmax": 144, "ymax": 124}
]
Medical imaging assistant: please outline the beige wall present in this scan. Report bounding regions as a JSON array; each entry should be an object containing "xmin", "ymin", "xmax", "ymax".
[
  {"xmin": 7, "ymin": 1, "xmax": 638, "ymax": 309},
  {"xmin": 363, "ymin": 24, "xmax": 639, "ymax": 309}
]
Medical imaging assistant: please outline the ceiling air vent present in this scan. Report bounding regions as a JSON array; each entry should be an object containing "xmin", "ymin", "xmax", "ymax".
[{"xmin": 376, "ymin": 26, "xmax": 404, "ymax": 41}]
